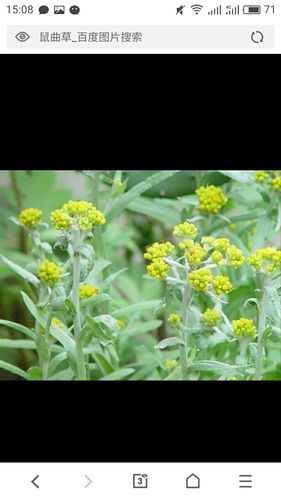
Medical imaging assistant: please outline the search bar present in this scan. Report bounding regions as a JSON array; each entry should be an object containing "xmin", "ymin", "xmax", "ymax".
[{"xmin": 7, "ymin": 25, "xmax": 274, "ymax": 49}]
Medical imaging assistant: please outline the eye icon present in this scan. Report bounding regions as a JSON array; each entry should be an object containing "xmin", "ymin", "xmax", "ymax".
[{"xmin": 15, "ymin": 31, "xmax": 30, "ymax": 42}]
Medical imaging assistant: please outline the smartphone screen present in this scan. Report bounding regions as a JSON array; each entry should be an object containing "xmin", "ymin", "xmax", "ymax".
[{"xmin": 1, "ymin": 1, "xmax": 279, "ymax": 53}]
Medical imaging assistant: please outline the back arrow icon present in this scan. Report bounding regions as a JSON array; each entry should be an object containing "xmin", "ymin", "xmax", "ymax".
[
  {"xmin": 84, "ymin": 475, "xmax": 93, "ymax": 488},
  {"xmin": 31, "ymin": 475, "xmax": 40, "ymax": 488}
]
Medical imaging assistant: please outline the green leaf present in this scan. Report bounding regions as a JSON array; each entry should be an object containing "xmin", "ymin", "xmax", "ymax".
[
  {"xmin": 0, "ymin": 339, "xmax": 36, "ymax": 349},
  {"xmin": 190, "ymin": 360, "xmax": 251, "ymax": 373},
  {"xmin": 79, "ymin": 244, "xmax": 96, "ymax": 263},
  {"xmin": 102, "ymin": 268, "xmax": 128, "ymax": 290},
  {"xmin": 91, "ymin": 351, "xmax": 114, "ymax": 375},
  {"xmin": 0, "ymin": 255, "xmax": 40, "ymax": 286},
  {"xmin": 164, "ymin": 366, "xmax": 182, "ymax": 380},
  {"xmin": 129, "ymin": 363, "xmax": 159, "ymax": 380},
  {"xmin": 49, "ymin": 323, "xmax": 76, "ymax": 352},
  {"xmin": 20, "ymin": 292, "xmax": 46, "ymax": 327},
  {"xmin": 105, "ymin": 170, "xmax": 180, "ymax": 222},
  {"xmin": 86, "ymin": 315, "xmax": 115, "ymax": 343},
  {"xmin": 95, "ymin": 315, "xmax": 120, "ymax": 336},
  {"xmin": 243, "ymin": 298, "xmax": 259, "ymax": 310},
  {"xmin": 210, "ymin": 210, "xmax": 266, "ymax": 232},
  {"xmin": 115, "ymin": 170, "xmax": 228, "ymax": 198},
  {"xmin": 263, "ymin": 326, "xmax": 273, "ymax": 339},
  {"xmin": 0, "ymin": 360, "xmax": 31, "ymax": 380},
  {"xmin": 252, "ymin": 214, "xmax": 275, "ymax": 251},
  {"xmin": 100, "ymin": 368, "xmax": 135, "ymax": 380},
  {"xmin": 20, "ymin": 294, "xmax": 75, "ymax": 352},
  {"xmin": 37, "ymin": 335, "xmax": 50, "ymax": 362},
  {"xmin": 27, "ymin": 367, "xmax": 42, "ymax": 380},
  {"xmin": 87, "ymin": 259, "xmax": 111, "ymax": 281},
  {"xmin": 106, "ymin": 344, "xmax": 119, "ymax": 370},
  {"xmin": 275, "ymin": 199, "xmax": 281, "ymax": 232},
  {"xmin": 49, "ymin": 368, "xmax": 75, "ymax": 381},
  {"xmin": 112, "ymin": 300, "xmax": 161, "ymax": 318},
  {"xmin": 155, "ymin": 337, "xmax": 185, "ymax": 350},
  {"xmin": 80, "ymin": 293, "xmax": 111, "ymax": 309},
  {"xmin": 64, "ymin": 298, "xmax": 77, "ymax": 318},
  {"xmin": 48, "ymin": 353, "xmax": 68, "ymax": 376},
  {"xmin": 52, "ymin": 297, "xmax": 66, "ymax": 311},
  {"xmin": 82, "ymin": 170, "xmax": 96, "ymax": 180},
  {"xmin": 9, "ymin": 216, "xmax": 21, "ymax": 227},
  {"xmin": 128, "ymin": 197, "xmax": 180, "ymax": 225},
  {"xmin": 0, "ymin": 320, "xmax": 37, "ymax": 340},
  {"xmin": 218, "ymin": 170, "xmax": 255, "ymax": 184},
  {"xmin": 123, "ymin": 320, "xmax": 163, "ymax": 338}
]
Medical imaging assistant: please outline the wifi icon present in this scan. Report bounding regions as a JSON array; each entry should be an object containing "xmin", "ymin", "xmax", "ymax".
[{"xmin": 191, "ymin": 4, "xmax": 203, "ymax": 14}]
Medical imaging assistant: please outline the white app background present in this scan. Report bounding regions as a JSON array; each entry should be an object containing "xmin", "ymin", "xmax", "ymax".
[{"xmin": 0, "ymin": 1, "xmax": 280, "ymax": 53}]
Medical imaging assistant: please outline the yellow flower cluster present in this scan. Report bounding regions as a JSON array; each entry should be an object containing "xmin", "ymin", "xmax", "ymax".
[
  {"xmin": 50, "ymin": 200, "xmax": 106, "ymax": 231},
  {"xmin": 50, "ymin": 210, "xmax": 72, "ymax": 230},
  {"xmin": 19, "ymin": 208, "xmax": 42, "ymax": 229},
  {"xmin": 232, "ymin": 318, "xmax": 257, "ymax": 338},
  {"xmin": 211, "ymin": 251, "xmax": 225, "ymax": 266},
  {"xmin": 168, "ymin": 313, "xmax": 181, "ymax": 325},
  {"xmin": 248, "ymin": 247, "xmax": 281, "ymax": 274},
  {"xmin": 183, "ymin": 241, "xmax": 207, "ymax": 267},
  {"xmin": 213, "ymin": 238, "xmax": 230, "ymax": 252},
  {"xmin": 272, "ymin": 176, "xmax": 281, "ymax": 191},
  {"xmin": 255, "ymin": 170, "xmax": 268, "ymax": 183},
  {"xmin": 144, "ymin": 242, "xmax": 175, "ymax": 261},
  {"xmin": 116, "ymin": 319, "xmax": 126, "ymax": 329},
  {"xmin": 144, "ymin": 242, "xmax": 174, "ymax": 280},
  {"xmin": 164, "ymin": 359, "xmax": 178, "ymax": 370},
  {"xmin": 188, "ymin": 268, "xmax": 213, "ymax": 293},
  {"xmin": 147, "ymin": 259, "xmax": 170, "ymax": 280},
  {"xmin": 196, "ymin": 185, "xmax": 228, "ymax": 214},
  {"xmin": 173, "ymin": 222, "xmax": 197, "ymax": 239},
  {"xmin": 202, "ymin": 308, "xmax": 221, "ymax": 327},
  {"xmin": 201, "ymin": 236, "xmax": 216, "ymax": 248},
  {"xmin": 226, "ymin": 245, "xmax": 245, "ymax": 269},
  {"xmin": 79, "ymin": 284, "xmax": 99, "ymax": 300},
  {"xmin": 38, "ymin": 259, "xmax": 62, "ymax": 287},
  {"xmin": 202, "ymin": 237, "xmax": 245, "ymax": 269},
  {"xmin": 255, "ymin": 170, "xmax": 281, "ymax": 192},
  {"xmin": 213, "ymin": 275, "xmax": 233, "ymax": 295}
]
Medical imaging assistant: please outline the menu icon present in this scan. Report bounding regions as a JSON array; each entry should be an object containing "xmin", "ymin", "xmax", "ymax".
[{"xmin": 239, "ymin": 474, "xmax": 252, "ymax": 488}]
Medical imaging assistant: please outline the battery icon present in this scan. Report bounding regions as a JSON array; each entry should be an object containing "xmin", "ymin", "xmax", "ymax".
[{"xmin": 243, "ymin": 5, "xmax": 261, "ymax": 14}]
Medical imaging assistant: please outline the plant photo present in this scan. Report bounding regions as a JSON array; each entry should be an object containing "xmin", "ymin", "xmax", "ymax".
[{"xmin": 0, "ymin": 169, "xmax": 280, "ymax": 381}]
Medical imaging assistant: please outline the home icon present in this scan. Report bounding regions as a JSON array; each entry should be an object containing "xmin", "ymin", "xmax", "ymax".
[{"xmin": 186, "ymin": 474, "xmax": 200, "ymax": 489}]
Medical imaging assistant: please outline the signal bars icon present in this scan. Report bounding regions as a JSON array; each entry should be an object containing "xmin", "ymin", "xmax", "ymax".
[
  {"xmin": 208, "ymin": 4, "xmax": 222, "ymax": 14},
  {"xmin": 191, "ymin": 4, "xmax": 203, "ymax": 14},
  {"xmin": 226, "ymin": 4, "xmax": 240, "ymax": 14}
]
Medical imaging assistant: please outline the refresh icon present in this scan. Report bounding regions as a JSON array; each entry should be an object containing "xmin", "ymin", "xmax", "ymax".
[{"xmin": 251, "ymin": 31, "xmax": 264, "ymax": 44}]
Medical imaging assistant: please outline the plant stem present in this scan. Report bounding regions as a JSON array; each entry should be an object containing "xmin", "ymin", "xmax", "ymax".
[
  {"xmin": 72, "ymin": 231, "xmax": 87, "ymax": 380},
  {"xmin": 35, "ymin": 287, "xmax": 45, "ymax": 376},
  {"xmin": 32, "ymin": 231, "xmax": 45, "ymax": 260},
  {"xmin": 10, "ymin": 170, "xmax": 27, "ymax": 253},
  {"xmin": 93, "ymin": 170, "xmax": 101, "ymax": 207},
  {"xmin": 42, "ymin": 309, "xmax": 53, "ymax": 380},
  {"xmin": 239, "ymin": 338, "xmax": 248, "ymax": 362},
  {"xmin": 179, "ymin": 285, "xmax": 192, "ymax": 380},
  {"xmin": 255, "ymin": 278, "xmax": 268, "ymax": 380},
  {"xmin": 92, "ymin": 170, "xmax": 106, "ymax": 260}
]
